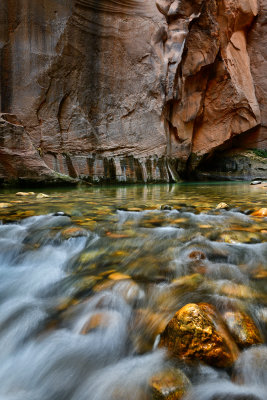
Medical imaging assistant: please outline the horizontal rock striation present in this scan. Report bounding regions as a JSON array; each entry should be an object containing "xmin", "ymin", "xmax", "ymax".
[
  {"xmin": 0, "ymin": 0, "xmax": 266, "ymax": 183},
  {"xmin": 0, "ymin": 114, "xmax": 75, "ymax": 184}
]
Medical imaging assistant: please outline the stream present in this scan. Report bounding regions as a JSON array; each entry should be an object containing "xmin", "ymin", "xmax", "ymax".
[{"xmin": 0, "ymin": 182, "xmax": 266, "ymax": 400}]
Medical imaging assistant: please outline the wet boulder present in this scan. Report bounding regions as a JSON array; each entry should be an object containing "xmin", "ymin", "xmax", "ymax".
[
  {"xmin": 161, "ymin": 205, "xmax": 173, "ymax": 211},
  {"xmin": 251, "ymin": 208, "xmax": 267, "ymax": 217},
  {"xmin": 80, "ymin": 310, "xmax": 124, "ymax": 335},
  {"xmin": 108, "ymin": 272, "xmax": 131, "ymax": 281},
  {"xmin": 159, "ymin": 303, "xmax": 239, "ymax": 368},
  {"xmin": 213, "ymin": 282, "xmax": 265, "ymax": 302},
  {"xmin": 250, "ymin": 180, "xmax": 262, "ymax": 185},
  {"xmin": 149, "ymin": 367, "xmax": 191, "ymax": 400},
  {"xmin": 16, "ymin": 192, "xmax": 35, "ymax": 196},
  {"xmin": 36, "ymin": 193, "xmax": 50, "ymax": 199},
  {"xmin": 187, "ymin": 251, "xmax": 207, "ymax": 274},
  {"xmin": 94, "ymin": 276, "xmax": 144, "ymax": 306},
  {"xmin": 188, "ymin": 250, "xmax": 206, "ymax": 261},
  {"xmin": 222, "ymin": 310, "xmax": 263, "ymax": 349},
  {"xmin": 215, "ymin": 202, "xmax": 229, "ymax": 210},
  {"xmin": 80, "ymin": 312, "xmax": 110, "ymax": 334},
  {"xmin": 0, "ymin": 202, "xmax": 12, "ymax": 208},
  {"xmin": 155, "ymin": 274, "xmax": 204, "ymax": 313},
  {"xmin": 61, "ymin": 226, "xmax": 88, "ymax": 239}
]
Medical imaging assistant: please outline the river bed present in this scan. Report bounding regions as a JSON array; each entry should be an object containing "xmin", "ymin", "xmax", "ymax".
[{"xmin": 0, "ymin": 182, "xmax": 266, "ymax": 400}]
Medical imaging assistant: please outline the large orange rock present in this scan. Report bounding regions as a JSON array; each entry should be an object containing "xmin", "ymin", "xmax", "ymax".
[
  {"xmin": 159, "ymin": 303, "xmax": 239, "ymax": 367},
  {"xmin": 251, "ymin": 208, "xmax": 267, "ymax": 217}
]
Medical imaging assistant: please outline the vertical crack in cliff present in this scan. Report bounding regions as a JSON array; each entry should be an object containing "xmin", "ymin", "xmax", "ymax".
[
  {"xmin": 156, "ymin": 0, "xmax": 261, "ymax": 178},
  {"xmin": 0, "ymin": 0, "xmax": 23, "ymax": 112}
]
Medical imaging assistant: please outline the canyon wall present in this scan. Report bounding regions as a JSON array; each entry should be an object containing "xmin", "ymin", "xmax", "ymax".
[{"xmin": 0, "ymin": 0, "xmax": 266, "ymax": 184}]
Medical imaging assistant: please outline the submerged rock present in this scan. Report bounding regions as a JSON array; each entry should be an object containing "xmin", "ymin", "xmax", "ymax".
[
  {"xmin": 215, "ymin": 282, "xmax": 262, "ymax": 301},
  {"xmin": 53, "ymin": 211, "xmax": 71, "ymax": 217},
  {"xmin": 131, "ymin": 308, "xmax": 168, "ymax": 353},
  {"xmin": 108, "ymin": 272, "xmax": 131, "ymax": 281},
  {"xmin": 250, "ymin": 180, "xmax": 262, "ymax": 185},
  {"xmin": 171, "ymin": 274, "xmax": 204, "ymax": 289},
  {"xmin": 94, "ymin": 277, "xmax": 143, "ymax": 306},
  {"xmin": 222, "ymin": 310, "xmax": 263, "ymax": 349},
  {"xmin": 215, "ymin": 203, "xmax": 229, "ymax": 210},
  {"xmin": 0, "ymin": 202, "xmax": 12, "ymax": 208},
  {"xmin": 159, "ymin": 303, "xmax": 239, "ymax": 368},
  {"xmin": 36, "ymin": 193, "xmax": 50, "ymax": 199},
  {"xmin": 16, "ymin": 192, "xmax": 35, "ymax": 196},
  {"xmin": 251, "ymin": 208, "xmax": 267, "ymax": 217},
  {"xmin": 188, "ymin": 251, "xmax": 206, "ymax": 261},
  {"xmin": 161, "ymin": 205, "xmax": 173, "ymax": 211},
  {"xmin": 149, "ymin": 367, "xmax": 191, "ymax": 400},
  {"xmin": 80, "ymin": 312, "xmax": 111, "ymax": 334},
  {"xmin": 155, "ymin": 275, "xmax": 204, "ymax": 313},
  {"xmin": 61, "ymin": 226, "xmax": 88, "ymax": 239}
]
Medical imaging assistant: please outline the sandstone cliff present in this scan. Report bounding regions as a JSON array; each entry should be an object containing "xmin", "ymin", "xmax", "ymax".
[{"xmin": 0, "ymin": 0, "xmax": 266, "ymax": 184}]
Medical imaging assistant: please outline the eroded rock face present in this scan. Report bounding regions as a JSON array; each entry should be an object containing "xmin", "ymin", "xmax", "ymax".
[
  {"xmin": 246, "ymin": 0, "xmax": 267, "ymax": 150},
  {"xmin": 0, "ymin": 0, "xmax": 265, "ymax": 183},
  {"xmin": 0, "ymin": 113, "xmax": 73, "ymax": 184},
  {"xmin": 157, "ymin": 0, "xmax": 261, "ymax": 167}
]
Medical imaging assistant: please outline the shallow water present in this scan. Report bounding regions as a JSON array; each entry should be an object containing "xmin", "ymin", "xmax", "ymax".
[{"xmin": 0, "ymin": 182, "xmax": 266, "ymax": 400}]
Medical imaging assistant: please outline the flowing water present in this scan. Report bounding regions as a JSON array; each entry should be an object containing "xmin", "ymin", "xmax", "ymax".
[{"xmin": 0, "ymin": 182, "xmax": 266, "ymax": 400}]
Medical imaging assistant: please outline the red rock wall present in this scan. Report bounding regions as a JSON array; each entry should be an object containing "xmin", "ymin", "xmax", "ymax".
[
  {"xmin": 245, "ymin": 0, "xmax": 267, "ymax": 149},
  {"xmin": 0, "ymin": 0, "xmax": 266, "ymax": 183}
]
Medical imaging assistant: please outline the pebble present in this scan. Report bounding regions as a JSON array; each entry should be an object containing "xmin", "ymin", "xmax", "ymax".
[
  {"xmin": 108, "ymin": 272, "xmax": 131, "ymax": 281},
  {"xmin": 215, "ymin": 202, "xmax": 229, "ymax": 210},
  {"xmin": 251, "ymin": 208, "xmax": 267, "ymax": 217},
  {"xmin": 16, "ymin": 192, "xmax": 35, "ymax": 196},
  {"xmin": 160, "ymin": 205, "xmax": 173, "ymax": 211},
  {"xmin": 250, "ymin": 181, "xmax": 262, "ymax": 185},
  {"xmin": 53, "ymin": 211, "xmax": 70, "ymax": 217},
  {"xmin": 0, "ymin": 202, "xmax": 12, "ymax": 208},
  {"xmin": 36, "ymin": 193, "xmax": 50, "ymax": 199}
]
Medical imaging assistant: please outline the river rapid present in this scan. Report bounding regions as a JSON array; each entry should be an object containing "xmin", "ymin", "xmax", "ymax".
[{"xmin": 0, "ymin": 182, "xmax": 266, "ymax": 400}]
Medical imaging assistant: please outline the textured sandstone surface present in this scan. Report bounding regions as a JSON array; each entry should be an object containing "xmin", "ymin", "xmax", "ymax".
[
  {"xmin": 0, "ymin": 113, "xmax": 74, "ymax": 184},
  {"xmin": 0, "ymin": 0, "xmax": 266, "ymax": 183},
  {"xmin": 246, "ymin": 0, "xmax": 267, "ymax": 149}
]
